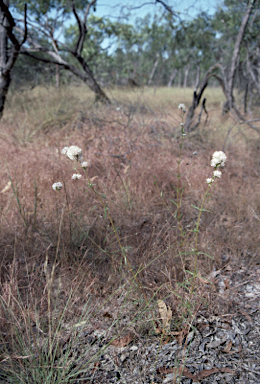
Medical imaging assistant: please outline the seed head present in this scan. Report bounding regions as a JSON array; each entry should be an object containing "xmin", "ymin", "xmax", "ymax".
[
  {"xmin": 66, "ymin": 146, "xmax": 83, "ymax": 162},
  {"xmin": 178, "ymin": 103, "xmax": 186, "ymax": 112},
  {"xmin": 52, "ymin": 182, "xmax": 63, "ymax": 191},
  {"xmin": 72, "ymin": 173, "xmax": 82, "ymax": 180}
]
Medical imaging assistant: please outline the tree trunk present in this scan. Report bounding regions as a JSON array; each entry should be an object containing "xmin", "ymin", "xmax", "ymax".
[
  {"xmin": 194, "ymin": 65, "xmax": 200, "ymax": 89},
  {"xmin": 246, "ymin": 50, "xmax": 260, "ymax": 94},
  {"xmin": 22, "ymin": 50, "xmax": 110, "ymax": 104},
  {"xmin": 226, "ymin": 0, "xmax": 256, "ymax": 111},
  {"xmin": 184, "ymin": 63, "xmax": 220, "ymax": 132},
  {"xmin": 148, "ymin": 53, "xmax": 159, "ymax": 86},
  {"xmin": 76, "ymin": 55, "xmax": 110, "ymax": 103},
  {"xmin": 0, "ymin": 72, "xmax": 11, "ymax": 119},
  {"xmin": 56, "ymin": 64, "xmax": 60, "ymax": 88},
  {"xmin": 0, "ymin": 0, "xmax": 9, "ymax": 119},
  {"xmin": 244, "ymin": 78, "xmax": 249, "ymax": 115},
  {"xmin": 167, "ymin": 68, "xmax": 177, "ymax": 87},
  {"xmin": 0, "ymin": 1, "xmax": 27, "ymax": 119},
  {"xmin": 183, "ymin": 63, "xmax": 190, "ymax": 88}
]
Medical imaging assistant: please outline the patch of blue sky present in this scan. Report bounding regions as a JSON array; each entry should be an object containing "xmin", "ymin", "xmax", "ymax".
[
  {"xmin": 13, "ymin": 1, "xmax": 220, "ymax": 51},
  {"xmin": 95, "ymin": 0, "xmax": 219, "ymax": 21},
  {"xmin": 92, "ymin": 0, "xmax": 220, "ymax": 52}
]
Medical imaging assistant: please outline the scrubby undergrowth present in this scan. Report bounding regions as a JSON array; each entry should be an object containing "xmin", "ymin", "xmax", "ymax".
[{"xmin": 0, "ymin": 86, "xmax": 259, "ymax": 383}]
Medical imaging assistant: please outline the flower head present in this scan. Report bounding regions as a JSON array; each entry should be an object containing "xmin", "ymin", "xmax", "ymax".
[
  {"xmin": 61, "ymin": 147, "xmax": 69, "ymax": 155},
  {"xmin": 213, "ymin": 170, "xmax": 222, "ymax": 178},
  {"xmin": 52, "ymin": 182, "xmax": 63, "ymax": 191},
  {"xmin": 72, "ymin": 173, "xmax": 82, "ymax": 180},
  {"xmin": 211, "ymin": 151, "xmax": 227, "ymax": 168},
  {"xmin": 81, "ymin": 161, "xmax": 89, "ymax": 169},
  {"xmin": 206, "ymin": 178, "xmax": 214, "ymax": 185},
  {"xmin": 66, "ymin": 146, "xmax": 83, "ymax": 162},
  {"xmin": 178, "ymin": 103, "xmax": 186, "ymax": 112}
]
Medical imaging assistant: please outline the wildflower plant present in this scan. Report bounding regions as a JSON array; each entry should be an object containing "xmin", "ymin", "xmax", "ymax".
[
  {"xmin": 49, "ymin": 110, "xmax": 227, "ymax": 384},
  {"xmin": 159, "ymin": 106, "xmax": 227, "ymax": 323},
  {"xmin": 176, "ymin": 103, "xmax": 186, "ymax": 246},
  {"xmin": 64, "ymin": 145, "xmax": 83, "ymax": 162},
  {"xmin": 56, "ymin": 144, "xmax": 158, "ymax": 331},
  {"xmin": 52, "ymin": 182, "xmax": 63, "ymax": 191}
]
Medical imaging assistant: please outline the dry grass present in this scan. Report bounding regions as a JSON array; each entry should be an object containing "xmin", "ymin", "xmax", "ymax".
[{"xmin": 0, "ymin": 85, "xmax": 260, "ymax": 382}]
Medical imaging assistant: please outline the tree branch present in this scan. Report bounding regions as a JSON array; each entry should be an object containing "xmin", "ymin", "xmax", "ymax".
[
  {"xmin": 71, "ymin": 0, "xmax": 96, "ymax": 56},
  {"xmin": 155, "ymin": 0, "xmax": 179, "ymax": 17},
  {"xmin": 1, "ymin": 2, "xmax": 27, "ymax": 73},
  {"xmin": 83, "ymin": 0, "xmax": 97, "ymax": 24}
]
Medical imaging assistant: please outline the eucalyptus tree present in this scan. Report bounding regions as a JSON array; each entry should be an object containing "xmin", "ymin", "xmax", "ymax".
[
  {"xmin": 184, "ymin": 0, "xmax": 259, "ymax": 132},
  {"xmin": 0, "ymin": 0, "xmax": 27, "ymax": 119},
  {"xmin": 12, "ymin": 0, "xmax": 110, "ymax": 103}
]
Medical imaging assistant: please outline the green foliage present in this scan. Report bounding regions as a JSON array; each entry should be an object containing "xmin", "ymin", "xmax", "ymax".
[{"xmin": 9, "ymin": 0, "xmax": 260, "ymax": 94}]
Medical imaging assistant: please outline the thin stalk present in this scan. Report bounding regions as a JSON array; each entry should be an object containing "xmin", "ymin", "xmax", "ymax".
[
  {"xmin": 176, "ymin": 108, "xmax": 186, "ymax": 247},
  {"xmin": 189, "ymin": 185, "xmax": 210, "ymax": 300}
]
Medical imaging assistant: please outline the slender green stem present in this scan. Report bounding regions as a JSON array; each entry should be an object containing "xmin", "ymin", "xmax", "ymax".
[
  {"xmin": 189, "ymin": 185, "xmax": 210, "ymax": 299},
  {"xmin": 176, "ymin": 112, "xmax": 186, "ymax": 247}
]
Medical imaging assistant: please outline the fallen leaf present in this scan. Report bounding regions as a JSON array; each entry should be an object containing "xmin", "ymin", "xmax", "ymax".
[
  {"xmin": 157, "ymin": 300, "xmax": 172, "ymax": 328},
  {"xmin": 197, "ymin": 367, "xmax": 233, "ymax": 380},
  {"xmin": 1, "ymin": 181, "xmax": 11, "ymax": 193},
  {"xmin": 157, "ymin": 366, "xmax": 199, "ymax": 380},
  {"xmin": 239, "ymin": 309, "xmax": 252, "ymax": 323},
  {"xmin": 197, "ymin": 273, "xmax": 210, "ymax": 284},
  {"xmin": 223, "ymin": 340, "xmax": 232, "ymax": 353},
  {"xmin": 206, "ymin": 338, "xmax": 225, "ymax": 349},
  {"xmin": 111, "ymin": 332, "xmax": 133, "ymax": 348},
  {"xmin": 228, "ymin": 342, "xmax": 242, "ymax": 354},
  {"xmin": 123, "ymin": 165, "xmax": 130, "ymax": 174},
  {"xmin": 90, "ymin": 176, "xmax": 98, "ymax": 182}
]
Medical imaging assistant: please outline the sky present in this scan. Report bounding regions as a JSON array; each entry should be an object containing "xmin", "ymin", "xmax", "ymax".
[
  {"xmin": 84, "ymin": 0, "xmax": 222, "ymax": 52},
  {"xmin": 94, "ymin": 0, "xmax": 221, "ymax": 22}
]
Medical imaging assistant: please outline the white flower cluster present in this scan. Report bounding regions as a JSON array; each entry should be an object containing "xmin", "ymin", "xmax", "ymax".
[
  {"xmin": 66, "ymin": 146, "xmax": 83, "ymax": 162},
  {"xmin": 213, "ymin": 170, "xmax": 222, "ymax": 178},
  {"xmin": 206, "ymin": 151, "xmax": 227, "ymax": 186},
  {"xmin": 81, "ymin": 161, "xmax": 89, "ymax": 169},
  {"xmin": 61, "ymin": 145, "xmax": 89, "ymax": 167},
  {"xmin": 72, "ymin": 173, "xmax": 82, "ymax": 180},
  {"xmin": 52, "ymin": 182, "xmax": 63, "ymax": 191},
  {"xmin": 210, "ymin": 151, "xmax": 227, "ymax": 168},
  {"xmin": 178, "ymin": 103, "xmax": 186, "ymax": 112},
  {"xmin": 61, "ymin": 147, "xmax": 69, "ymax": 155},
  {"xmin": 53, "ymin": 145, "xmax": 90, "ymax": 190}
]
